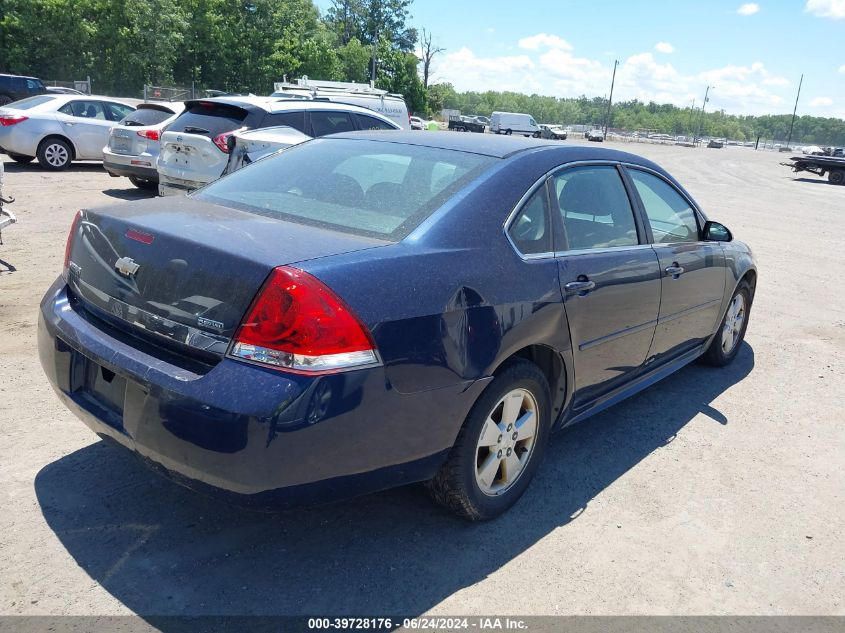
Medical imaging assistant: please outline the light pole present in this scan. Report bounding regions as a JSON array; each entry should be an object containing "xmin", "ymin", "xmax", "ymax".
[
  {"xmin": 786, "ymin": 73, "xmax": 803, "ymax": 151},
  {"xmin": 603, "ymin": 59, "xmax": 618, "ymax": 137},
  {"xmin": 695, "ymin": 85, "xmax": 713, "ymax": 144}
]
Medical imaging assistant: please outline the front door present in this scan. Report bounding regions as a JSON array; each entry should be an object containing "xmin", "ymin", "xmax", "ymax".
[
  {"xmin": 625, "ymin": 168, "xmax": 726, "ymax": 363},
  {"xmin": 551, "ymin": 165, "xmax": 662, "ymax": 407}
]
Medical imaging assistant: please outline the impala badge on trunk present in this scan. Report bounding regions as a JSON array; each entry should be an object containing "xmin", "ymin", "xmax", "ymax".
[{"xmin": 115, "ymin": 256, "xmax": 140, "ymax": 278}]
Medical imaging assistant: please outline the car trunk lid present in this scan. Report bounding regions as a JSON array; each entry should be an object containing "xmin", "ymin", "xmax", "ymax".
[{"xmin": 65, "ymin": 195, "xmax": 389, "ymax": 359}]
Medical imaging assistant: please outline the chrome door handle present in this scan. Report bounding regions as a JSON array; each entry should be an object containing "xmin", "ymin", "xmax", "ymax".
[
  {"xmin": 564, "ymin": 279, "xmax": 596, "ymax": 295},
  {"xmin": 63, "ymin": 121, "xmax": 75, "ymax": 126},
  {"xmin": 665, "ymin": 265, "xmax": 685, "ymax": 277}
]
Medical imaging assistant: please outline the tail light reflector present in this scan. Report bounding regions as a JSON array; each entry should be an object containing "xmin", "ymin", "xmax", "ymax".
[
  {"xmin": 0, "ymin": 115, "xmax": 28, "ymax": 126},
  {"xmin": 137, "ymin": 129, "xmax": 160, "ymax": 141},
  {"xmin": 62, "ymin": 211, "xmax": 82, "ymax": 279},
  {"xmin": 229, "ymin": 266, "xmax": 378, "ymax": 373}
]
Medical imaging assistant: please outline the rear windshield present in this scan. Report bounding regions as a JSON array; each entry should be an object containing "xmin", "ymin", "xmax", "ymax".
[
  {"xmin": 167, "ymin": 102, "xmax": 247, "ymax": 137},
  {"xmin": 196, "ymin": 138, "xmax": 496, "ymax": 240},
  {"xmin": 120, "ymin": 107, "xmax": 173, "ymax": 127},
  {"xmin": 5, "ymin": 95, "xmax": 55, "ymax": 110}
]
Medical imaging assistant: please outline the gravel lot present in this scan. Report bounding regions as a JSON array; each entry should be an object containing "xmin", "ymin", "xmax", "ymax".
[{"xmin": 0, "ymin": 143, "xmax": 842, "ymax": 618}]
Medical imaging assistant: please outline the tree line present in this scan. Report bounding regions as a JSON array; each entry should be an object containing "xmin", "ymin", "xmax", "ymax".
[{"xmin": 1, "ymin": 0, "xmax": 842, "ymax": 145}]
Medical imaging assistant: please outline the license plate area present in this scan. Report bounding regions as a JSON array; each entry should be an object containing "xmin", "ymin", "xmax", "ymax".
[{"xmin": 71, "ymin": 352, "xmax": 128, "ymax": 431}]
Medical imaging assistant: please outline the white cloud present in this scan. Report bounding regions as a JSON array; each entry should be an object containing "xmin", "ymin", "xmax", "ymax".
[
  {"xmin": 839, "ymin": 64, "xmax": 845, "ymax": 73},
  {"xmin": 805, "ymin": 0, "xmax": 845, "ymax": 18},
  {"xmin": 737, "ymin": 3, "xmax": 760, "ymax": 15},
  {"xmin": 486, "ymin": 27, "xmax": 495, "ymax": 33},
  {"xmin": 429, "ymin": 41, "xmax": 827, "ymax": 116},
  {"xmin": 517, "ymin": 33, "xmax": 573, "ymax": 51},
  {"xmin": 810, "ymin": 96, "xmax": 834, "ymax": 106},
  {"xmin": 654, "ymin": 42, "xmax": 675, "ymax": 54}
]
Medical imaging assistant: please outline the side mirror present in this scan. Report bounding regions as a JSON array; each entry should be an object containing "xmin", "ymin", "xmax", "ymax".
[{"xmin": 703, "ymin": 220, "xmax": 732, "ymax": 242}]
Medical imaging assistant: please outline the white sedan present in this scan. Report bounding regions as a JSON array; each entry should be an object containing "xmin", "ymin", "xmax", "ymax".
[{"xmin": 0, "ymin": 94, "xmax": 137, "ymax": 170}]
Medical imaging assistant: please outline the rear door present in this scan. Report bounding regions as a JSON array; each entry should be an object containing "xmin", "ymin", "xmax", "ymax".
[
  {"xmin": 551, "ymin": 164, "xmax": 662, "ymax": 407},
  {"xmin": 624, "ymin": 167, "xmax": 726, "ymax": 363},
  {"xmin": 307, "ymin": 110, "xmax": 356, "ymax": 137},
  {"xmin": 57, "ymin": 100, "xmax": 115, "ymax": 158}
]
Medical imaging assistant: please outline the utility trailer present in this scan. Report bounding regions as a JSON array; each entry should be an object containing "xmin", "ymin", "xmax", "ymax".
[
  {"xmin": 782, "ymin": 155, "xmax": 845, "ymax": 185},
  {"xmin": 448, "ymin": 115, "xmax": 486, "ymax": 133}
]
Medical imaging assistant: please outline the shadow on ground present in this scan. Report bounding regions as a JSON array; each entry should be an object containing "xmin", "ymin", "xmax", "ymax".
[
  {"xmin": 35, "ymin": 344, "xmax": 754, "ymax": 618},
  {"xmin": 2, "ymin": 161, "xmax": 107, "ymax": 174},
  {"xmin": 102, "ymin": 187, "xmax": 158, "ymax": 201},
  {"xmin": 793, "ymin": 177, "xmax": 839, "ymax": 186}
]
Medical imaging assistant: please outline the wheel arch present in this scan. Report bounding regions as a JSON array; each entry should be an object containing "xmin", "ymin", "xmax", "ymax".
[
  {"xmin": 492, "ymin": 344, "xmax": 568, "ymax": 425},
  {"xmin": 38, "ymin": 134, "xmax": 77, "ymax": 160}
]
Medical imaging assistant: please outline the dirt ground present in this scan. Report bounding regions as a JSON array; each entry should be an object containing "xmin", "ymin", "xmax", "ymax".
[{"xmin": 0, "ymin": 142, "xmax": 842, "ymax": 618}]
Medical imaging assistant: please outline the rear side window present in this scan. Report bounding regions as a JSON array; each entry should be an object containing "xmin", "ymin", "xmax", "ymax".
[
  {"xmin": 197, "ymin": 138, "xmax": 495, "ymax": 240},
  {"xmin": 628, "ymin": 169, "xmax": 700, "ymax": 243},
  {"xmin": 310, "ymin": 111, "xmax": 355, "ymax": 136},
  {"xmin": 59, "ymin": 100, "xmax": 107, "ymax": 119},
  {"xmin": 119, "ymin": 107, "xmax": 172, "ymax": 127},
  {"xmin": 552, "ymin": 166, "xmax": 638, "ymax": 251},
  {"xmin": 168, "ymin": 102, "xmax": 248, "ymax": 138},
  {"xmin": 263, "ymin": 111, "xmax": 306, "ymax": 133},
  {"xmin": 106, "ymin": 102, "xmax": 135, "ymax": 121},
  {"xmin": 354, "ymin": 113, "xmax": 397, "ymax": 130},
  {"xmin": 508, "ymin": 188, "xmax": 552, "ymax": 255}
]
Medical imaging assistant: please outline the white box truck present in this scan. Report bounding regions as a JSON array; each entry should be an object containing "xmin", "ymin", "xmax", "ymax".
[{"xmin": 490, "ymin": 112, "xmax": 540, "ymax": 137}]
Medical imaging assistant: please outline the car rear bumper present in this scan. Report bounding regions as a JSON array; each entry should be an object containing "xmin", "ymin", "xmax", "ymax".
[
  {"xmin": 38, "ymin": 278, "xmax": 484, "ymax": 505},
  {"xmin": 102, "ymin": 149, "xmax": 159, "ymax": 182},
  {"xmin": 158, "ymin": 175, "xmax": 207, "ymax": 196}
]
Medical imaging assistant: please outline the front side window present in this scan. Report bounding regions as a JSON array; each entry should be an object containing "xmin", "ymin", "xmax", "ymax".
[
  {"xmin": 354, "ymin": 113, "xmax": 396, "ymax": 131},
  {"xmin": 628, "ymin": 169, "xmax": 700, "ymax": 243},
  {"xmin": 508, "ymin": 187, "xmax": 551, "ymax": 255},
  {"xmin": 552, "ymin": 165, "xmax": 638, "ymax": 250},
  {"xmin": 310, "ymin": 111, "xmax": 355, "ymax": 137}
]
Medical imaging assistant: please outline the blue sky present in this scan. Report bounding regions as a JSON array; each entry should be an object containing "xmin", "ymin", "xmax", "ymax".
[{"xmin": 314, "ymin": 0, "xmax": 845, "ymax": 118}]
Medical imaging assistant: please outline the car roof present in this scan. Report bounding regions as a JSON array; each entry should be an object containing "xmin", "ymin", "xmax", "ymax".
[
  {"xmin": 0, "ymin": 73, "xmax": 40, "ymax": 80},
  {"xmin": 266, "ymin": 99, "xmax": 395, "ymax": 118},
  {"xmin": 325, "ymin": 131, "xmax": 667, "ymax": 167}
]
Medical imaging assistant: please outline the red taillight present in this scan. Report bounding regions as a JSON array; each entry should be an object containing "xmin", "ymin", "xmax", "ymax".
[
  {"xmin": 63, "ymin": 211, "xmax": 82, "ymax": 279},
  {"xmin": 229, "ymin": 266, "xmax": 378, "ymax": 373},
  {"xmin": 136, "ymin": 129, "xmax": 160, "ymax": 141},
  {"xmin": 212, "ymin": 130, "xmax": 234, "ymax": 153},
  {"xmin": 0, "ymin": 114, "xmax": 28, "ymax": 126}
]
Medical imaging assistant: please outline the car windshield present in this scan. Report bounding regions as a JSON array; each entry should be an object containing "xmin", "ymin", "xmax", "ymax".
[
  {"xmin": 5, "ymin": 95, "xmax": 56, "ymax": 110},
  {"xmin": 196, "ymin": 138, "xmax": 496, "ymax": 240}
]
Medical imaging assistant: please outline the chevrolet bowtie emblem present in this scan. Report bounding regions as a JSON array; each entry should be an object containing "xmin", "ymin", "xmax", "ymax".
[{"xmin": 115, "ymin": 256, "xmax": 140, "ymax": 277}]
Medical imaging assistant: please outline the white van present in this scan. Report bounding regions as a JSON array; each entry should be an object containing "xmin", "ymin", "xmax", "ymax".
[
  {"xmin": 490, "ymin": 111, "xmax": 540, "ymax": 137},
  {"xmin": 272, "ymin": 77, "xmax": 410, "ymax": 130}
]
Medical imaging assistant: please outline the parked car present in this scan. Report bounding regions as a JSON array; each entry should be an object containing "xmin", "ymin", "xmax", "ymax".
[
  {"xmin": 410, "ymin": 116, "xmax": 424, "ymax": 130},
  {"xmin": 46, "ymin": 86, "xmax": 85, "ymax": 95},
  {"xmin": 539, "ymin": 124, "xmax": 567, "ymax": 140},
  {"xmin": 0, "ymin": 94, "xmax": 136, "ymax": 169},
  {"xmin": 157, "ymin": 97, "xmax": 399, "ymax": 195},
  {"xmin": 102, "ymin": 102, "xmax": 185, "ymax": 190},
  {"xmin": 271, "ymin": 77, "xmax": 411, "ymax": 129},
  {"xmin": 585, "ymin": 129, "xmax": 605, "ymax": 142},
  {"xmin": 472, "ymin": 115, "xmax": 490, "ymax": 126},
  {"xmin": 0, "ymin": 73, "xmax": 47, "ymax": 106},
  {"xmin": 42, "ymin": 132, "xmax": 756, "ymax": 520},
  {"xmin": 490, "ymin": 111, "xmax": 540, "ymax": 137},
  {"xmin": 222, "ymin": 125, "xmax": 312, "ymax": 175}
]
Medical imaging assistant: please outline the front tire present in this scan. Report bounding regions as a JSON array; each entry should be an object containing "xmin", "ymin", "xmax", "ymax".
[
  {"xmin": 37, "ymin": 138, "xmax": 72, "ymax": 170},
  {"xmin": 701, "ymin": 281, "xmax": 752, "ymax": 366},
  {"xmin": 427, "ymin": 360, "xmax": 551, "ymax": 521},
  {"xmin": 829, "ymin": 169, "xmax": 845, "ymax": 185}
]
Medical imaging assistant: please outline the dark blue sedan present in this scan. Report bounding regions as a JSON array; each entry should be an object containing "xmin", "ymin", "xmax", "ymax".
[{"xmin": 39, "ymin": 132, "xmax": 756, "ymax": 520}]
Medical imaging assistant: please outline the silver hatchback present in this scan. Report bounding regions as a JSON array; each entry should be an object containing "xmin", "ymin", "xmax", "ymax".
[{"xmin": 102, "ymin": 102, "xmax": 184, "ymax": 190}]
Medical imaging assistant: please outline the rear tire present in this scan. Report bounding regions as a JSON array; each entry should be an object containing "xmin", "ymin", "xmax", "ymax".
[
  {"xmin": 506, "ymin": 129, "xmax": 512, "ymax": 136},
  {"xmin": 701, "ymin": 281, "xmax": 752, "ymax": 367},
  {"xmin": 829, "ymin": 169, "xmax": 845, "ymax": 185},
  {"xmin": 129, "ymin": 176, "xmax": 158, "ymax": 190},
  {"xmin": 37, "ymin": 138, "xmax": 72, "ymax": 170},
  {"xmin": 8, "ymin": 153, "xmax": 34, "ymax": 164},
  {"xmin": 426, "ymin": 360, "xmax": 551, "ymax": 521},
  {"xmin": 0, "ymin": 94, "xmax": 12, "ymax": 106}
]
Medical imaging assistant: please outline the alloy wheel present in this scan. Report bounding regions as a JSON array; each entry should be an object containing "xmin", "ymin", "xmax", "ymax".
[
  {"xmin": 721, "ymin": 293, "xmax": 746, "ymax": 354},
  {"xmin": 474, "ymin": 388, "xmax": 538, "ymax": 496}
]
